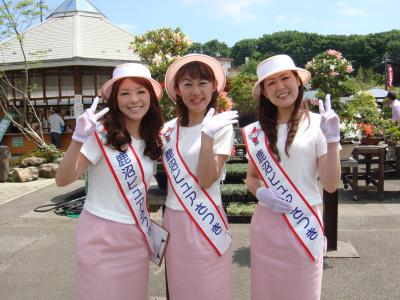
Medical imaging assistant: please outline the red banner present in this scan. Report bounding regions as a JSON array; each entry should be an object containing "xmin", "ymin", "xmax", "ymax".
[{"xmin": 387, "ymin": 64, "xmax": 393, "ymax": 88}]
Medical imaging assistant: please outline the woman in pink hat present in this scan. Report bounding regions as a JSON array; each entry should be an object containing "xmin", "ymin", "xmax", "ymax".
[
  {"xmin": 161, "ymin": 54, "xmax": 238, "ymax": 300},
  {"xmin": 243, "ymin": 54, "xmax": 341, "ymax": 300},
  {"xmin": 56, "ymin": 63, "xmax": 164, "ymax": 299}
]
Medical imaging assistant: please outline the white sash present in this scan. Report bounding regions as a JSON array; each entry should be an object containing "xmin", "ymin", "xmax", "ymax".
[
  {"xmin": 94, "ymin": 124, "xmax": 168, "ymax": 265},
  {"xmin": 161, "ymin": 121, "xmax": 231, "ymax": 256},
  {"xmin": 243, "ymin": 122, "xmax": 324, "ymax": 262}
]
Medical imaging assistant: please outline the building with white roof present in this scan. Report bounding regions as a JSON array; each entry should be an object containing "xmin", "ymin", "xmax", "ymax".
[
  {"xmin": 0, "ymin": 0, "xmax": 140, "ymax": 152},
  {"xmin": 1, "ymin": 0, "xmax": 139, "ymax": 113}
]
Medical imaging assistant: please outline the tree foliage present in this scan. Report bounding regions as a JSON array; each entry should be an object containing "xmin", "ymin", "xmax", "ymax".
[
  {"xmin": 228, "ymin": 74, "xmax": 258, "ymax": 116},
  {"xmin": 201, "ymin": 39, "xmax": 231, "ymax": 57},
  {"xmin": 0, "ymin": 0, "xmax": 49, "ymax": 148},
  {"xmin": 231, "ymin": 38, "xmax": 259, "ymax": 66},
  {"xmin": 225, "ymin": 29, "xmax": 400, "ymax": 86}
]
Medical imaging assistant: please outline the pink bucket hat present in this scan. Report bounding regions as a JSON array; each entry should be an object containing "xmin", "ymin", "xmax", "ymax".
[
  {"xmin": 252, "ymin": 54, "xmax": 311, "ymax": 99},
  {"xmin": 101, "ymin": 63, "xmax": 163, "ymax": 101},
  {"xmin": 164, "ymin": 54, "xmax": 226, "ymax": 101}
]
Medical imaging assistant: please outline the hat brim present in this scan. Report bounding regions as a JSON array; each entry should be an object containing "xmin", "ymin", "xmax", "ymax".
[
  {"xmin": 252, "ymin": 67, "xmax": 311, "ymax": 99},
  {"xmin": 165, "ymin": 54, "xmax": 226, "ymax": 101},
  {"xmin": 101, "ymin": 76, "xmax": 163, "ymax": 101}
]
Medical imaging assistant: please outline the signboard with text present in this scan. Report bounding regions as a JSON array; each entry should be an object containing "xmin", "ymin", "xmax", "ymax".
[{"xmin": 0, "ymin": 116, "xmax": 12, "ymax": 143}]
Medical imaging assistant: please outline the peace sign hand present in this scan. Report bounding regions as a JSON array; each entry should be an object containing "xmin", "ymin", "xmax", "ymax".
[
  {"xmin": 318, "ymin": 94, "xmax": 340, "ymax": 143},
  {"xmin": 72, "ymin": 97, "xmax": 109, "ymax": 143}
]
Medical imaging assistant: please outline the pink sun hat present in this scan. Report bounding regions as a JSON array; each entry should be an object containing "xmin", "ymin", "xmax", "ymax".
[
  {"xmin": 101, "ymin": 63, "xmax": 163, "ymax": 101},
  {"xmin": 252, "ymin": 54, "xmax": 311, "ymax": 99},
  {"xmin": 164, "ymin": 54, "xmax": 226, "ymax": 101}
]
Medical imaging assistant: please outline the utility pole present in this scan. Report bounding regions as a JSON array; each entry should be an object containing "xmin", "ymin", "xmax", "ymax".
[
  {"xmin": 37, "ymin": 0, "xmax": 44, "ymax": 22},
  {"xmin": 384, "ymin": 52, "xmax": 391, "ymax": 90}
]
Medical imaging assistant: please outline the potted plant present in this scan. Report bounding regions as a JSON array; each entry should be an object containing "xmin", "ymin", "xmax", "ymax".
[
  {"xmin": 339, "ymin": 121, "xmax": 361, "ymax": 160},
  {"xmin": 381, "ymin": 120, "xmax": 400, "ymax": 146},
  {"xmin": 358, "ymin": 123, "xmax": 383, "ymax": 145},
  {"xmin": 345, "ymin": 92, "xmax": 383, "ymax": 145},
  {"xmin": 305, "ymin": 49, "xmax": 355, "ymax": 114}
]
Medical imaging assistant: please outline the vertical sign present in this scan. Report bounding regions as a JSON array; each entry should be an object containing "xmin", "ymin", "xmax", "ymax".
[
  {"xmin": 73, "ymin": 94, "xmax": 84, "ymax": 117},
  {"xmin": 387, "ymin": 64, "xmax": 393, "ymax": 89}
]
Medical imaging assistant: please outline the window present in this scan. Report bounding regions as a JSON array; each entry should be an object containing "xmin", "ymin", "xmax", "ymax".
[
  {"xmin": 29, "ymin": 73, "xmax": 44, "ymax": 98},
  {"xmin": 45, "ymin": 71, "xmax": 59, "ymax": 98},
  {"xmin": 60, "ymin": 70, "xmax": 74, "ymax": 96},
  {"xmin": 97, "ymin": 73, "xmax": 111, "ymax": 96},
  {"xmin": 82, "ymin": 70, "xmax": 95, "ymax": 96}
]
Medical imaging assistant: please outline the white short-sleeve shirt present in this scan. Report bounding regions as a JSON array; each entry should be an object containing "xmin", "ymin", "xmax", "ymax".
[
  {"xmin": 274, "ymin": 112, "xmax": 327, "ymax": 205},
  {"xmin": 81, "ymin": 133, "xmax": 155, "ymax": 224},
  {"xmin": 163, "ymin": 118, "xmax": 234, "ymax": 211},
  {"xmin": 247, "ymin": 112, "xmax": 327, "ymax": 205}
]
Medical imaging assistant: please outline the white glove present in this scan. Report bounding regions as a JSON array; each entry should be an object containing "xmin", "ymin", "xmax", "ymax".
[
  {"xmin": 256, "ymin": 187, "xmax": 294, "ymax": 214},
  {"xmin": 319, "ymin": 94, "xmax": 340, "ymax": 143},
  {"xmin": 72, "ymin": 97, "xmax": 109, "ymax": 143},
  {"xmin": 201, "ymin": 108, "xmax": 238, "ymax": 139}
]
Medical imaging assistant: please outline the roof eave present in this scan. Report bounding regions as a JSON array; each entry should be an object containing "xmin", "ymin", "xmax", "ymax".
[{"xmin": 0, "ymin": 57, "xmax": 142, "ymax": 71}]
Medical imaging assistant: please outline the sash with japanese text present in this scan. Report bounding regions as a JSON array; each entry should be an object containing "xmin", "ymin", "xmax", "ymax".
[
  {"xmin": 94, "ymin": 124, "xmax": 169, "ymax": 263},
  {"xmin": 243, "ymin": 122, "xmax": 324, "ymax": 262},
  {"xmin": 161, "ymin": 121, "xmax": 231, "ymax": 256}
]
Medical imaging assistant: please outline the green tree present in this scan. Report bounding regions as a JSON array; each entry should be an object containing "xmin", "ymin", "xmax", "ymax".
[
  {"xmin": 201, "ymin": 39, "xmax": 231, "ymax": 57},
  {"xmin": 350, "ymin": 66, "xmax": 385, "ymax": 91},
  {"xmin": 188, "ymin": 42, "xmax": 202, "ymax": 54},
  {"xmin": 0, "ymin": 0, "xmax": 49, "ymax": 147},
  {"xmin": 231, "ymin": 38, "xmax": 259, "ymax": 66},
  {"xmin": 239, "ymin": 58, "xmax": 259, "ymax": 77},
  {"xmin": 228, "ymin": 74, "xmax": 258, "ymax": 117},
  {"xmin": 258, "ymin": 31, "xmax": 310, "ymax": 66},
  {"xmin": 231, "ymin": 29, "xmax": 400, "ymax": 85}
]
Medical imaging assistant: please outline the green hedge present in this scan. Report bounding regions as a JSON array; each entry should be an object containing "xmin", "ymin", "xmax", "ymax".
[
  {"xmin": 220, "ymin": 183, "xmax": 257, "ymax": 204},
  {"xmin": 226, "ymin": 202, "xmax": 256, "ymax": 216},
  {"xmin": 226, "ymin": 156, "xmax": 248, "ymax": 164},
  {"xmin": 223, "ymin": 163, "xmax": 247, "ymax": 184}
]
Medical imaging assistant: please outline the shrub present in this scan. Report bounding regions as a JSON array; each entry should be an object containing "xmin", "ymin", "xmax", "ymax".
[
  {"xmin": 226, "ymin": 202, "xmax": 256, "ymax": 216},
  {"xmin": 10, "ymin": 145, "xmax": 63, "ymax": 167},
  {"xmin": 306, "ymin": 49, "xmax": 354, "ymax": 101},
  {"xmin": 220, "ymin": 183, "xmax": 256, "ymax": 205},
  {"xmin": 223, "ymin": 163, "xmax": 247, "ymax": 184},
  {"xmin": 226, "ymin": 156, "xmax": 248, "ymax": 164},
  {"xmin": 228, "ymin": 74, "xmax": 258, "ymax": 116},
  {"xmin": 349, "ymin": 92, "xmax": 380, "ymax": 125}
]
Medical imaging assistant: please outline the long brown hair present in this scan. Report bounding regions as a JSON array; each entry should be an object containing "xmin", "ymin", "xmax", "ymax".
[
  {"xmin": 258, "ymin": 71, "xmax": 309, "ymax": 161},
  {"xmin": 102, "ymin": 77, "xmax": 164, "ymax": 160},
  {"xmin": 173, "ymin": 61, "xmax": 219, "ymax": 126}
]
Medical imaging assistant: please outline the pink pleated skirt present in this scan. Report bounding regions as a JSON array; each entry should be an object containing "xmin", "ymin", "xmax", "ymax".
[
  {"xmin": 75, "ymin": 209, "xmax": 150, "ymax": 300},
  {"xmin": 163, "ymin": 207, "xmax": 234, "ymax": 300},
  {"xmin": 251, "ymin": 204, "xmax": 323, "ymax": 300}
]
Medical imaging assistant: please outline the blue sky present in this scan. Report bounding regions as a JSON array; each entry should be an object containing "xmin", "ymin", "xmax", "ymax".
[{"xmin": 45, "ymin": 0, "xmax": 400, "ymax": 46}]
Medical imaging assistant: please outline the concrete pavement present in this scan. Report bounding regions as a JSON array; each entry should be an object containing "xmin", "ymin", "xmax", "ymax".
[{"xmin": 0, "ymin": 174, "xmax": 399, "ymax": 299}]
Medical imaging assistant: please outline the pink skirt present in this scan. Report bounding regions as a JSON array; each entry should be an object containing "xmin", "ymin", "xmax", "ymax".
[
  {"xmin": 163, "ymin": 207, "xmax": 233, "ymax": 300},
  {"xmin": 251, "ymin": 205, "xmax": 323, "ymax": 300},
  {"xmin": 75, "ymin": 209, "xmax": 150, "ymax": 300}
]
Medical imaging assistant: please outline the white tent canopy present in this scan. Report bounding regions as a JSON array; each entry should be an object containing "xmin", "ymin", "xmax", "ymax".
[{"xmin": 367, "ymin": 87, "xmax": 388, "ymax": 98}]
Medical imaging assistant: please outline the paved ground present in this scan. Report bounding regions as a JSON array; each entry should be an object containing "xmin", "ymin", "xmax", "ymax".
[{"xmin": 0, "ymin": 171, "xmax": 399, "ymax": 300}]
